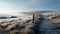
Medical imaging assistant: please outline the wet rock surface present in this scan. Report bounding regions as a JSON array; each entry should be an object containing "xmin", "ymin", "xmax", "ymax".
[{"xmin": 39, "ymin": 15, "xmax": 60, "ymax": 34}]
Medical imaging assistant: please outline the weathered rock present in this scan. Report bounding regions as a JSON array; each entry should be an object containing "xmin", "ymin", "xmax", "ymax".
[{"xmin": 19, "ymin": 28, "xmax": 35, "ymax": 34}]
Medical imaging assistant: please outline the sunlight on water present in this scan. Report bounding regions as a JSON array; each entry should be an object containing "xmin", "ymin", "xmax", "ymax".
[{"xmin": 0, "ymin": 14, "xmax": 33, "ymax": 22}]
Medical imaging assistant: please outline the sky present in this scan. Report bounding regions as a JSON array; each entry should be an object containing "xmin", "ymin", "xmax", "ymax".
[{"xmin": 0, "ymin": 0, "xmax": 60, "ymax": 15}]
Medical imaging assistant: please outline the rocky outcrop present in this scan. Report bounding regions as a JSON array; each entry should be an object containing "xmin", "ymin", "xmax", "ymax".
[{"xmin": 0, "ymin": 15, "xmax": 41, "ymax": 34}]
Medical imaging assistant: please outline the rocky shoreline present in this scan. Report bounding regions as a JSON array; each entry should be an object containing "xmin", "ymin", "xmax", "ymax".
[{"xmin": 0, "ymin": 15, "xmax": 41, "ymax": 34}]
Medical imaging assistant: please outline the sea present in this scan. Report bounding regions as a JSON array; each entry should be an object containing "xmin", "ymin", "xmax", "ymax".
[{"xmin": 0, "ymin": 14, "xmax": 33, "ymax": 21}]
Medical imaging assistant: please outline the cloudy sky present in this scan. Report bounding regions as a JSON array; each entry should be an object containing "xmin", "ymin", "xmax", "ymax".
[{"xmin": 0, "ymin": 0, "xmax": 60, "ymax": 15}]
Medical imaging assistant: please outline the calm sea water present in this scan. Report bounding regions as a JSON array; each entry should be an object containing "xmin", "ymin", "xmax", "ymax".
[{"xmin": 0, "ymin": 14, "xmax": 33, "ymax": 21}]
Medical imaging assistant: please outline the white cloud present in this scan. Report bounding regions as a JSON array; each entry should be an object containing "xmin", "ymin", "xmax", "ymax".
[
  {"xmin": 0, "ymin": 0, "xmax": 52, "ymax": 15},
  {"xmin": 0, "ymin": 0, "xmax": 41, "ymax": 13},
  {"xmin": 0, "ymin": 1, "xmax": 19, "ymax": 15},
  {"xmin": 0, "ymin": 0, "xmax": 58, "ymax": 14},
  {"xmin": 17, "ymin": 0, "xmax": 42, "ymax": 12}
]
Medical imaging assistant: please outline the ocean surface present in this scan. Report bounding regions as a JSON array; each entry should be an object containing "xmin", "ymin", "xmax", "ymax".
[{"xmin": 0, "ymin": 14, "xmax": 33, "ymax": 21}]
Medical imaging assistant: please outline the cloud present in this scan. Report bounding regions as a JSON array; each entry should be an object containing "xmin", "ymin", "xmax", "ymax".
[
  {"xmin": 17, "ymin": 0, "xmax": 41, "ymax": 12},
  {"xmin": 18, "ymin": 0, "xmax": 60, "ymax": 11},
  {"xmin": 0, "ymin": 1, "xmax": 18, "ymax": 14},
  {"xmin": 0, "ymin": 0, "xmax": 38, "ymax": 15},
  {"xmin": 0, "ymin": 0, "xmax": 60, "ymax": 15}
]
